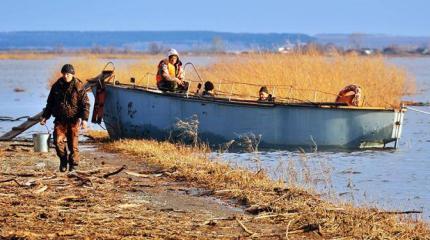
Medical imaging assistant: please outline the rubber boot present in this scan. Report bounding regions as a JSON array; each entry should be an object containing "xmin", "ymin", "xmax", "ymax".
[
  {"xmin": 68, "ymin": 159, "xmax": 78, "ymax": 172},
  {"xmin": 59, "ymin": 157, "xmax": 68, "ymax": 172}
]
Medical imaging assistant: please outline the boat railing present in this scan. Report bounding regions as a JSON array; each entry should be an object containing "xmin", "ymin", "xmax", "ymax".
[
  {"xmin": 183, "ymin": 62, "xmax": 204, "ymax": 84},
  {"xmin": 144, "ymin": 72, "xmax": 153, "ymax": 89},
  {"xmin": 138, "ymin": 71, "xmax": 342, "ymax": 104}
]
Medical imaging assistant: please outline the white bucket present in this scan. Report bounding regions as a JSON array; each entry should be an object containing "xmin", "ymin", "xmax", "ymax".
[{"xmin": 33, "ymin": 133, "xmax": 51, "ymax": 152}]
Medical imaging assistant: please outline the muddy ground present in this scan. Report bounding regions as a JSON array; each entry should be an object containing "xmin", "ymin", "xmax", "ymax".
[{"xmin": 0, "ymin": 141, "xmax": 316, "ymax": 239}]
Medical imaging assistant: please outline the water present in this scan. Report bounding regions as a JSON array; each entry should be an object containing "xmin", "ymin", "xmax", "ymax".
[
  {"xmin": 0, "ymin": 57, "xmax": 429, "ymax": 219},
  {"xmin": 216, "ymin": 57, "xmax": 430, "ymax": 219}
]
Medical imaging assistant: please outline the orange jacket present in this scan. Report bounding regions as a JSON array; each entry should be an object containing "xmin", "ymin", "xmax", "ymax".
[{"xmin": 156, "ymin": 59, "xmax": 184, "ymax": 86}]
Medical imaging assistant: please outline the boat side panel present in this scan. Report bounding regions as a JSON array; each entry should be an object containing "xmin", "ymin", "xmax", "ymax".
[{"xmin": 102, "ymin": 86, "xmax": 398, "ymax": 148}]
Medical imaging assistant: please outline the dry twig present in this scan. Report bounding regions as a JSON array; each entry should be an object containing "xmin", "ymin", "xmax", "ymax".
[
  {"xmin": 103, "ymin": 165, "xmax": 127, "ymax": 178},
  {"xmin": 0, "ymin": 178, "xmax": 23, "ymax": 186},
  {"xmin": 235, "ymin": 217, "xmax": 254, "ymax": 236}
]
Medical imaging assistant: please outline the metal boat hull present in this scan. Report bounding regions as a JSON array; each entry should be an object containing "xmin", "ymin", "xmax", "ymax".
[{"xmin": 98, "ymin": 84, "xmax": 404, "ymax": 150}]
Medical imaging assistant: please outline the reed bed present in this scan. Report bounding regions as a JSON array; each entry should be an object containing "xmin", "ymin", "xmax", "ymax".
[
  {"xmin": 47, "ymin": 56, "xmax": 157, "ymax": 87},
  {"xmin": 195, "ymin": 53, "xmax": 414, "ymax": 108},
  {"xmin": 47, "ymin": 52, "xmax": 413, "ymax": 108},
  {"xmin": 101, "ymin": 138, "xmax": 429, "ymax": 239}
]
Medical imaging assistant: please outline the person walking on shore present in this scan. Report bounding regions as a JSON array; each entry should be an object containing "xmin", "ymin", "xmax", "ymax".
[{"xmin": 40, "ymin": 64, "xmax": 90, "ymax": 172}]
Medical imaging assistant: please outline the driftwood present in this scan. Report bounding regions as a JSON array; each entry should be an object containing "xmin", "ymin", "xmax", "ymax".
[{"xmin": 103, "ymin": 165, "xmax": 127, "ymax": 178}]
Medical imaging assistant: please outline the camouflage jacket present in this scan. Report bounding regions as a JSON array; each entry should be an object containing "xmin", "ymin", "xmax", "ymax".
[{"xmin": 42, "ymin": 77, "xmax": 90, "ymax": 122}]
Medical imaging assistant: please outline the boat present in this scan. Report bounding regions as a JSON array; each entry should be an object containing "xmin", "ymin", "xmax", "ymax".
[{"xmin": 91, "ymin": 74, "xmax": 405, "ymax": 150}]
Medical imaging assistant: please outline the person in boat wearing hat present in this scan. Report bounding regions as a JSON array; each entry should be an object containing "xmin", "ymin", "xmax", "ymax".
[
  {"xmin": 258, "ymin": 86, "xmax": 274, "ymax": 102},
  {"xmin": 40, "ymin": 64, "xmax": 90, "ymax": 172},
  {"xmin": 156, "ymin": 48, "xmax": 188, "ymax": 92}
]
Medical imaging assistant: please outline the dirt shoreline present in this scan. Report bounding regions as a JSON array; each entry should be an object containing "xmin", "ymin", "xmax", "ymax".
[
  {"xmin": 0, "ymin": 141, "xmax": 293, "ymax": 239},
  {"xmin": 1, "ymin": 140, "xmax": 429, "ymax": 239}
]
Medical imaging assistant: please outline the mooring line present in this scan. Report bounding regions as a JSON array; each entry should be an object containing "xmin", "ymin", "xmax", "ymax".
[{"xmin": 407, "ymin": 106, "xmax": 430, "ymax": 115}]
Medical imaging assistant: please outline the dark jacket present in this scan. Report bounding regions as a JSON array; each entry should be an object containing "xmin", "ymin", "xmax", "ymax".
[{"xmin": 42, "ymin": 77, "xmax": 90, "ymax": 122}]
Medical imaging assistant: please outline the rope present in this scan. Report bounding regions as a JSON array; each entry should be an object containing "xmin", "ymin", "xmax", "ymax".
[
  {"xmin": 98, "ymin": 123, "xmax": 106, "ymax": 130},
  {"xmin": 0, "ymin": 116, "xmax": 30, "ymax": 122},
  {"xmin": 407, "ymin": 106, "xmax": 430, "ymax": 115}
]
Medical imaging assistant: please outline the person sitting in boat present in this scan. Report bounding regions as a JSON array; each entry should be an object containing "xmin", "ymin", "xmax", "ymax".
[
  {"xmin": 335, "ymin": 84, "xmax": 362, "ymax": 106},
  {"xmin": 202, "ymin": 81, "xmax": 215, "ymax": 97},
  {"xmin": 258, "ymin": 86, "xmax": 274, "ymax": 102},
  {"xmin": 156, "ymin": 48, "xmax": 189, "ymax": 92}
]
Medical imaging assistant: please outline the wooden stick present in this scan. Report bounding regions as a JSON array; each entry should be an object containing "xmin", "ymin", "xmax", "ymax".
[
  {"xmin": 253, "ymin": 214, "xmax": 279, "ymax": 220},
  {"xmin": 0, "ymin": 172, "xmax": 40, "ymax": 177},
  {"xmin": 75, "ymin": 169, "xmax": 101, "ymax": 176},
  {"xmin": 0, "ymin": 178, "xmax": 23, "ymax": 186},
  {"xmin": 0, "ymin": 178, "xmax": 16, "ymax": 184},
  {"xmin": 253, "ymin": 212, "xmax": 298, "ymax": 220},
  {"xmin": 210, "ymin": 216, "xmax": 235, "ymax": 221},
  {"xmin": 236, "ymin": 217, "xmax": 254, "ymax": 236},
  {"xmin": 103, "ymin": 165, "xmax": 127, "ymax": 178}
]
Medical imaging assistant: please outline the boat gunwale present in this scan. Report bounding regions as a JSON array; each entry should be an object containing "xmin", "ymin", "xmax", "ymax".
[{"xmin": 104, "ymin": 82, "xmax": 403, "ymax": 113}]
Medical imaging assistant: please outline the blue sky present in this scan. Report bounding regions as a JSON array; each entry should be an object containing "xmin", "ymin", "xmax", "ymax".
[{"xmin": 0, "ymin": 0, "xmax": 428, "ymax": 36}]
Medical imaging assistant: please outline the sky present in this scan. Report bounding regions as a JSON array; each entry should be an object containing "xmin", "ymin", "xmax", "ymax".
[{"xmin": 0, "ymin": 0, "xmax": 428, "ymax": 36}]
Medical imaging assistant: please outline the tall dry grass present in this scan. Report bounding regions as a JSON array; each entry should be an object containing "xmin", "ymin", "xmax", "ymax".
[
  {"xmin": 47, "ymin": 52, "xmax": 413, "ymax": 108},
  {"xmin": 47, "ymin": 56, "xmax": 157, "ymax": 87},
  {"xmin": 195, "ymin": 52, "xmax": 414, "ymax": 108},
  {"xmin": 100, "ymin": 138, "xmax": 430, "ymax": 238}
]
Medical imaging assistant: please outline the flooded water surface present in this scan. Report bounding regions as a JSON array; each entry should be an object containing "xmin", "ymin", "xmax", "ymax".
[{"xmin": 217, "ymin": 57, "xmax": 430, "ymax": 219}]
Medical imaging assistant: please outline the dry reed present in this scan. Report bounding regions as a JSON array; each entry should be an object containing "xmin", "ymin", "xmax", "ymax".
[
  {"xmin": 47, "ymin": 56, "xmax": 157, "ymax": 87},
  {"xmin": 84, "ymin": 130, "xmax": 110, "ymax": 142},
  {"xmin": 46, "ymin": 52, "xmax": 413, "ymax": 108},
  {"xmin": 100, "ymin": 139, "xmax": 429, "ymax": 239},
  {"xmin": 196, "ymin": 52, "xmax": 414, "ymax": 108}
]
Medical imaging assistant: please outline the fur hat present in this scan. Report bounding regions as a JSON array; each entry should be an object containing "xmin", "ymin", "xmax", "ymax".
[{"xmin": 61, "ymin": 64, "xmax": 75, "ymax": 75}]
